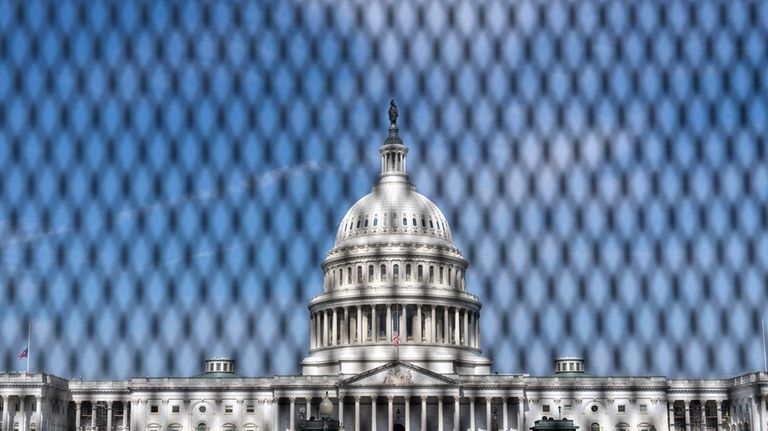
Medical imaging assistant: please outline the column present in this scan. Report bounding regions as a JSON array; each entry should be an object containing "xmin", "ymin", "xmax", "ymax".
[
  {"xmin": 106, "ymin": 402, "xmax": 113, "ymax": 431},
  {"xmin": 438, "ymin": 397, "xmax": 443, "ymax": 431},
  {"xmin": 716, "ymin": 402, "xmax": 722, "ymax": 431},
  {"xmin": 416, "ymin": 305, "xmax": 423, "ymax": 342},
  {"xmin": 386, "ymin": 305, "xmax": 392, "ymax": 342},
  {"xmin": 354, "ymin": 397, "xmax": 360, "ymax": 431},
  {"xmin": 463, "ymin": 311, "xmax": 469, "ymax": 346},
  {"xmin": 357, "ymin": 306, "xmax": 363, "ymax": 344},
  {"xmin": 421, "ymin": 397, "xmax": 427, "ymax": 431},
  {"xmin": 453, "ymin": 397, "xmax": 460, "ymax": 431},
  {"xmin": 306, "ymin": 398, "xmax": 311, "ymax": 422},
  {"xmin": 475, "ymin": 313, "xmax": 480, "ymax": 348},
  {"xmin": 372, "ymin": 306, "xmax": 378, "ymax": 342},
  {"xmin": 454, "ymin": 308, "xmax": 460, "ymax": 345},
  {"xmin": 343, "ymin": 307, "xmax": 349, "ymax": 344},
  {"xmin": 122, "ymin": 402, "xmax": 128, "ymax": 431},
  {"xmin": 431, "ymin": 306, "xmax": 436, "ymax": 343},
  {"xmin": 20, "ymin": 397, "xmax": 26, "ymax": 431},
  {"xmin": 486, "ymin": 398, "xmax": 492, "ymax": 431},
  {"xmin": 469, "ymin": 398, "xmax": 475, "ymax": 431},
  {"xmin": 443, "ymin": 307, "xmax": 449, "ymax": 343},
  {"xmin": 323, "ymin": 310, "xmax": 329, "ymax": 346},
  {"xmin": 339, "ymin": 397, "xmax": 344, "ymax": 428},
  {"xmin": 468, "ymin": 312, "xmax": 473, "ymax": 347},
  {"xmin": 669, "ymin": 402, "xmax": 676, "ymax": 431},
  {"xmin": 701, "ymin": 401, "xmax": 707, "ymax": 431},
  {"xmin": 91, "ymin": 403, "xmax": 97, "ymax": 430},
  {"xmin": 517, "ymin": 398, "xmax": 524, "ymax": 431},
  {"xmin": 685, "ymin": 401, "xmax": 691, "ymax": 431},
  {"xmin": 75, "ymin": 402, "xmax": 82, "ymax": 431},
  {"xmin": 388, "ymin": 397, "xmax": 394, "ymax": 431},
  {"xmin": 273, "ymin": 399, "xmax": 279, "ymax": 431},
  {"xmin": 405, "ymin": 397, "xmax": 411, "ymax": 431},
  {"xmin": 289, "ymin": 398, "xmax": 295, "ymax": 431},
  {"xmin": 35, "ymin": 397, "xmax": 43, "ymax": 431},
  {"xmin": 399, "ymin": 305, "xmax": 406, "ymax": 339},
  {"xmin": 310, "ymin": 314, "xmax": 315, "ymax": 348},
  {"xmin": 371, "ymin": 397, "xmax": 377, "ymax": 431},
  {"xmin": 2, "ymin": 396, "xmax": 9, "ymax": 431},
  {"xmin": 502, "ymin": 398, "xmax": 508, "ymax": 431},
  {"xmin": 332, "ymin": 308, "xmax": 338, "ymax": 345}
]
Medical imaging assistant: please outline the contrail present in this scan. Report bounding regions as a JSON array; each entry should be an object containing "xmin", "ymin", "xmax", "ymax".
[{"xmin": 0, "ymin": 160, "xmax": 328, "ymax": 249}]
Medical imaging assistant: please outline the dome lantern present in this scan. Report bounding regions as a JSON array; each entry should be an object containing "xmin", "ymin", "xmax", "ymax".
[{"xmin": 379, "ymin": 100, "xmax": 409, "ymax": 180}]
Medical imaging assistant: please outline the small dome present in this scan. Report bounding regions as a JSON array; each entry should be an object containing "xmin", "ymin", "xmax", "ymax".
[{"xmin": 334, "ymin": 181, "xmax": 454, "ymax": 248}]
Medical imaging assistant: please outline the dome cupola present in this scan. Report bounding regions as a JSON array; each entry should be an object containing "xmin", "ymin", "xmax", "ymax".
[{"xmin": 301, "ymin": 102, "xmax": 492, "ymax": 377}]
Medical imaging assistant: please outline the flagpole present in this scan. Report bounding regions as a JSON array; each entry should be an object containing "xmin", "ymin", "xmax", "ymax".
[
  {"xmin": 762, "ymin": 319, "xmax": 767, "ymax": 372},
  {"xmin": 26, "ymin": 322, "xmax": 31, "ymax": 373}
]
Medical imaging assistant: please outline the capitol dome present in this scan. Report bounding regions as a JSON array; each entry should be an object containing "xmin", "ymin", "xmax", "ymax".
[{"xmin": 301, "ymin": 101, "xmax": 491, "ymax": 376}]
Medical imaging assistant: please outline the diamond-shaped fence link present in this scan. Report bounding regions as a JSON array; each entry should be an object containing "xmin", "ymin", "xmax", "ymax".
[{"xmin": 0, "ymin": 0, "xmax": 767, "ymax": 379}]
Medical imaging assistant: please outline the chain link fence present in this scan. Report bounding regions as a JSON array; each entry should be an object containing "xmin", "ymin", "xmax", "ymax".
[{"xmin": 1, "ymin": 0, "xmax": 767, "ymax": 379}]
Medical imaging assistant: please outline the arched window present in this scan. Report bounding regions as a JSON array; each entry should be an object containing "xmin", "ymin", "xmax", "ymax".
[
  {"xmin": 429, "ymin": 266, "xmax": 434, "ymax": 283},
  {"xmin": 364, "ymin": 218, "xmax": 368, "ymax": 228},
  {"xmin": 430, "ymin": 219, "xmax": 434, "ymax": 228},
  {"xmin": 373, "ymin": 217, "xmax": 378, "ymax": 227},
  {"xmin": 402, "ymin": 216, "xmax": 407, "ymax": 226},
  {"xmin": 412, "ymin": 217, "xmax": 417, "ymax": 226},
  {"xmin": 418, "ymin": 265, "xmax": 423, "ymax": 282},
  {"xmin": 448, "ymin": 268, "xmax": 452, "ymax": 285},
  {"xmin": 339, "ymin": 269, "xmax": 343, "ymax": 285},
  {"xmin": 196, "ymin": 424, "xmax": 208, "ymax": 431},
  {"xmin": 405, "ymin": 264, "xmax": 411, "ymax": 281},
  {"xmin": 393, "ymin": 264, "xmax": 399, "ymax": 281},
  {"xmin": 616, "ymin": 424, "xmax": 629, "ymax": 431},
  {"xmin": 590, "ymin": 423, "xmax": 600, "ymax": 431},
  {"xmin": 356, "ymin": 219, "xmax": 360, "ymax": 228},
  {"xmin": 347, "ymin": 267, "xmax": 352, "ymax": 284},
  {"xmin": 421, "ymin": 217, "xmax": 426, "ymax": 228},
  {"xmin": 368, "ymin": 265, "xmax": 374, "ymax": 282},
  {"xmin": 380, "ymin": 264, "xmax": 387, "ymax": 281},
  {"xmin": 357, "ymin": 266, "xmax": 363, "ymax": 283},
  {"xmin": 439, "ymin": 267, "xmax": 444, "ymax": 284}
]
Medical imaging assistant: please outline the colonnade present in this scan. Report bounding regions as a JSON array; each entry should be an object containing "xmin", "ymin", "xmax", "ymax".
[
  {"xmin": 72, "ymin": 401, "xmax": 129, "ymax": 431},
  {"xmin": 0, "ymin": 395, "xmax": 69, "ymax": 431},
  {"xmin": 669, "ymin": 397, "xmax": 767, "ymax": 431},
  {"xmin": 287, "ymin": 395, "xmax": 525, "ymax": 431},
  {"xmin": 310, "ymin": 304, "xmax": 480, "ymax": 349},
  {"xmin": 324, "ymin": 262, "xmax": 466, "ymax": 292}
]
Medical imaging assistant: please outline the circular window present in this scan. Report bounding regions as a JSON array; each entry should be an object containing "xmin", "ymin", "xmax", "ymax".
[
  {"xmin": 591, "ymin": 405, "xmax": 598, "ymax": 413},
  {"xmin": 199, "ymin": 406, "xmax": 207, "ymax": 413}
]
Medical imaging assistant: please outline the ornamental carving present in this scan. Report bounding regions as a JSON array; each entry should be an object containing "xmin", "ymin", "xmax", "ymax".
[{"xmin": 382, "ymin": 367, "xmax": 413, "ymax": 386}]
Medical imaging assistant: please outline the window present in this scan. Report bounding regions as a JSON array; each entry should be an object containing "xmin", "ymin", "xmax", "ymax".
[
  {"xmin": 347, "ymin": 267, "xmax": 352, "ymax": 284},
  {"xmin": 412, "ymin": 217, "xmax": 417, "ymax": 226},
  {"xmin": 224, "ymin": 405, "xmax": 233, "ymax": 414},
  {"xmin": 356, "ymin": 219, "xmax": 360, "ymax": 228},
  {"xmin": 448, "ymin": 268, "xmax": 452, "ymax": 285},
  {"xmin": 150, "ymin": 405, "xmax": 159, "ymax": 414},
  {"xmin": 543, "ymin": 405, "xmax": 550, "ymax": 413},
  {"xmin": 364, "ymin": 218, "xmax": 368, "ymax": 227},
  {"xmin": 246, "ymin": 404, "xmax": 255, "ymax": 413},
  {"xmin": 617, "ymin": 405, "xmax": 626, "ymax": 413},
  {"xmin": 172, "ymin": 405, "xmax": 180, "ymax": 413},
  {"xmin": 368, "ymin": 265, "xmax": 374, "ymax": 282},
  {"xmin": 430, "ymin": 219, "xmax": 434, "ymax": 228},
  {"xmin": 393, "ymin": 264, "xmax": 399, "ymax": 281},
  {"xmin": 357, "ymin": 266, "xmax": 362, "ymax": 283},
  {"xmin": 616, "ymin": 424, "xmax": 629, "ymax": 431},
  {"xmin": 403, "ymin": 217, "xmax": 407, "ymax": 226},
  {"xmin": 421, "ymin": 217, "xmax": 426, "ymax": 227},
  {"xmin": 639, "ymin": 404, "xmax": 648, "ymax": 414},
  {"xmin": 429, "ymin": 266, "xmax": 434, "ymax": 283},
  {"xmin": 563, "ymin": 404, "xmax": 572, "ymax": 412},
  {"xmin": 418, "ymin": 265, "xmax": 423, "ymax": 282},
  {"xmin": 439, "ymin": 267, "xmax": 444, "ymax": 283},
  {"xmin": 196, "ymin": 424, "xmax": 208, "ymax": 431},
  {"xmin": 199, "ymin": 406, "xmax": 207, "ymax": 414},
  {"xmin": 591, "ymin": 423, "xmax": 601, "ymax": 431},
  {"xmin": 405, "ymin": 264, "xmax": 411, "ymax": 281},
  {"xmin": 380, "ymin": 264, "xmax": 387, "ymax": 281},
  {"xmin": 373, "ymin": 218, "xmax": 377, "ymax": 227},
  {"xmin": 339, "ymin": 269, "xmax": 343, "ymax": 285},
  {"xmin": 590, "ymin": 405, "xmax": 598, "ymax": 413}
]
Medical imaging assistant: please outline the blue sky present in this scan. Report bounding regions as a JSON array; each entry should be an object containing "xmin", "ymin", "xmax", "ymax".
[{"xmin": 1, "ymin": 0, "xmax": 767, "ymax": 379}]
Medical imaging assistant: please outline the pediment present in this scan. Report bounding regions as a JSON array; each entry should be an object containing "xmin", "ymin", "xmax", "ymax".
[{"xmin": 339, "ymin": 361, "xmax": 457, "ymax": 387}]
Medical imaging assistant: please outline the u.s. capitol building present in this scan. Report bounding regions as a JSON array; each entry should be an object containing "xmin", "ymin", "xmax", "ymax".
[{"xmin": 1, "ymin": 104, "xmax": 767, "ymax": 431}]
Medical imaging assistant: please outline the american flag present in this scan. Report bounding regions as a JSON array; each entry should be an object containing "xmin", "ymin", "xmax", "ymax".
[
  {"xmin": 392, "ymin": 332, "xmax": 400, "ymax": 347},
  {"xmin": 17, "ymin": 348, "xmax": 28, "ymax": 359}
]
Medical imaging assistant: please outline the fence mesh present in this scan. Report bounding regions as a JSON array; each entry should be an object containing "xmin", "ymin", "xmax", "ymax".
[{"xmin": 1, "ymin": 0, "xmax": 767, "ymax": 379}]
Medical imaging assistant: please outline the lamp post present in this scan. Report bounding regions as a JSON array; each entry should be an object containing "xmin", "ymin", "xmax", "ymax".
[{"xmin": 320, "ymin": 392, "xmax": 334, "ymax": 431}]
